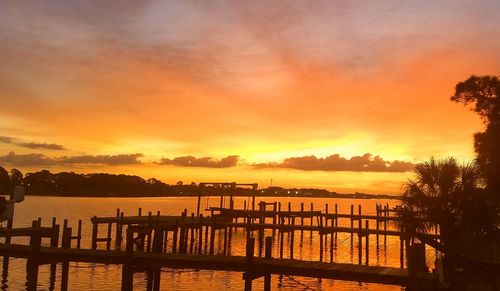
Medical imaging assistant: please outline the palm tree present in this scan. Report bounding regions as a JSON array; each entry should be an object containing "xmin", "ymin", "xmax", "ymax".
[{"xmin": 397, "ymin": 157, "xmax": 488, "ymax": 246}]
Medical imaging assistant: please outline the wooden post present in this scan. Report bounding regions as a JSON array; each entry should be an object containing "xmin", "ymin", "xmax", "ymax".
[
  {"xmin": 365, "ymin": 220, "xmax": 369, "ymax": 265},
  {"xmin": 244, "ymin": 237, "xmax": 255, "ymax": 291},
  {"xmin": 400, "ymin": 235, "xmax": 405, "ymax": 268},
  {"xmin": 138, "ymin": 208, "xmax": 142, "ymax": 216},
  {"xmin": 279, "ymin": 217, "xmax": 284, "ymax": 259},
  {"xmin": 190, "ymin": 213, "xmax": 195, "ymax": 254},
  {"xmin": 50, "ymin": 223, "xmax": 60, "ymax": 247},
  {"xmin": 172, "ymin": 219, "xmax": 178, "ymax": 253},
  {"xmin": 334, "ymin": 203, "xmax": 338, "ymax": 239},
  {"xmin": 290, "ymin": 216, "xmax": 295, "ymax": 259},
  {"xmin": 121, "ymin": 230, "xmax": 134, "ymax": 291},
  {"xmin": 152, "ymin": 227, "xmax": 164, "ymax": 291},
  {"xmin": 49, "ymin": 221, "xmax": 60, "ymax": 290},
  {"xmin": 252, "ymin": 195, "xmax": 255, "ymax": 211},
  {"xmin": 330, "ymin": 205, "xmax": 335, "ymax": 262},
  {"xmin": 209, "ymin": 216, "xmax": 216, "ymax": 255},
  {"xmin": 164, "ymin": 229, "xmax": 169, "ymax": 253},
  {"xmin": 358, "ymin": 204, "xmax": 362, "ymax": 228},
  {"xmin": 76, "ymin": 219, "xmax": 82, "ymax": 249},
  {"xmin": 180, "ymin": 211, "xmax": 186, "ymax": 253},
  {"xmin": 358, "ymin": 220, "xmax": 362, "ymax": 265},
  {"xmin": 61, "ymin": 226, "xmax": 72, "ymax": 291},
  {"xmin": 350, "ymin": 205, "xmax": 354, "ymax": 244},
  {"xmin": 376, "ymin": 205, "xmax": 380, "ymax": 249},
  {"xmin": 319, "ymin": 216, "xmax": 323, "ymax": 262},
  {"xmin": 204, "ymin": 223, "xmax": 209, "ymax": 254},
  {"xmin": 116, "ymin": 217, "xmax": 123, "ymax": 249},
  {"xmin": 310, "ymin": 203, "xmax": 314, "ymax": 227},
  {"xmin": 300, "ymin": 202, "xmax": 304, "ymax": 225},
  {"xmin": 26, "ymin": 222, "xmax": 41, "ymax": 291},
  {"xmin": 272, "ymin": 202, "xmax": 277, "ymax": 230},
  {"xmin": 264, "ymin": 236, "xmax": 272, "ymax": 291},
  {"xmin": 246, "ymin": 237, "xmax": 255, "ymax": 261},
  {"xmin": 197, "ymin": 193, "xmax": 202, "ymax": 216},
  {"xmin": 91, "ymin": 217, "xmax": 98, "ymax": 249},
  {"xmin": 198, "ymin": 214, "xmax": 203, "ymax": 254},
  {"xmin": 106, "ymin": 222, "xmax": 112, "ymax": 250},
  {"xmin": 384, "ymin": 205, "xmax": 388, "ymax": 246}
]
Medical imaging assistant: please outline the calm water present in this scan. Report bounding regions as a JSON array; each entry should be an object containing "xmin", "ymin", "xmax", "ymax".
[{"xmin": 1, "ymin": 196, "xmax": 436, "ymax": 290}]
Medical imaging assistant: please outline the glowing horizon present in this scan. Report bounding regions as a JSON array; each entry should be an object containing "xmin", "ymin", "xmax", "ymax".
[{"xmin": 1, "ymin": 1, "xmax": 499, "ymax": 194}]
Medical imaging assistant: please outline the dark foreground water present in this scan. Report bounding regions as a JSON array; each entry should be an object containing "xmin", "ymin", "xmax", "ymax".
[{"xmin": 1, "ymin": 196, "xmax": 436, "ymax": 290}]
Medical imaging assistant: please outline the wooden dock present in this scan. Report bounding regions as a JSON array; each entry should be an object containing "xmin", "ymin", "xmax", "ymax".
[
  {"xmin": 0, "ymin": 201, "xmax": 438, "ymax": 290},
  {"xmin": 0, "ymin": 242, "xmax": 433, "ymax": 286}
]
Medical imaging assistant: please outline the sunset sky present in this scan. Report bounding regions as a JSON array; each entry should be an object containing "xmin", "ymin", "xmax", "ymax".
[{"xmin": 0, "ymin": 1, "xmax": 499, "ymax": 194}]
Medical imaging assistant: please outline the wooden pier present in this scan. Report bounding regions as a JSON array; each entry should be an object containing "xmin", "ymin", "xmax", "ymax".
[{"xmin": 0, "ymin": 200, "xmax": 438, "ymax": 290}]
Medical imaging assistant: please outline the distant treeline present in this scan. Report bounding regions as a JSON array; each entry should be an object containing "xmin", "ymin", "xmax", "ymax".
[{"xmin": 0, "ymin": 167, "xmax": 398, "ymax": 199}]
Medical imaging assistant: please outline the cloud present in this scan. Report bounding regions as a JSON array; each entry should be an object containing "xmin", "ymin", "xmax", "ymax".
[
  {"xmin": 157, "ymin": 155, "xmax": 239, "ymax": 168},
  {"xmin": 0, "ymin": 151, "xmax": 143, "ymax": 166},
  {"xmin": 0, "ymin": 152, "xmax": 54, "ymax": 166},
  {"xmin": 253, "ymin": 153, "xmax": 414, "ymax": 173},
  {"xmin": 17, "ymin": 142, "xmax": 65, "ymax": 150},
  {"xmin": 0, "ymin": 136, "xmax": 13, "ymax": 143},
  {"xmin": 0, "ymin": 136, "xmax": 66, "ymax": 150},
  {"xmin": 59, "ymin": 154, "xmax": 143, "ymax": 165}
]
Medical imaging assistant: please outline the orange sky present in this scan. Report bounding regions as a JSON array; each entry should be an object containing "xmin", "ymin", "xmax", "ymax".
[{"xmin": 0, "ymin": 1, "xmax": 499, "ymax": 194}]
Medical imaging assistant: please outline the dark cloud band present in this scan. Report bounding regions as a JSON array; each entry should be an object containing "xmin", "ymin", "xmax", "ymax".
[
  {"xmin": 0, "ymin": 136, "xmax": 66, "ymax": 150},
  {"xmin": 253, "ymin": 153, "xmax": 414, "ymax": 173},
  {"xmin": 157, "ymin": 155, "xmax": 239, "ymax": 168},
  {"xmin": 0, "ymin": 151, "xmax": 143, "ymax": 166}
]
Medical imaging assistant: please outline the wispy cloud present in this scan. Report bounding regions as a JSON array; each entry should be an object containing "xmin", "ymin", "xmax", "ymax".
[
  {"xmin": 0, "ymin": 151, "xmax": 143, "ymax": 166},
  {"xmin": 157, "ymin": 155, "xmax": 239, "ymax": 168},
  {"xmin": 0, "ymin": 136, "xmax": 66, "ymax": 150},
  {"xmin": 253, "ymin": 153, "xmax": 414, "ymax": 173}
]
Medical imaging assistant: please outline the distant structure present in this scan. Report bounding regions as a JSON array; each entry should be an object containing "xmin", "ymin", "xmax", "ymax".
[{"xmin": 0, "ymin": 185, "xmax": 25, "ymax": 224}]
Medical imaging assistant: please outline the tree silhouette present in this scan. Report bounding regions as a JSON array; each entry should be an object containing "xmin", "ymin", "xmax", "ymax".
[
  {"xmin": 397, "ymin": 158, "xmax": 497, "ymax": 245},
  {"xmin": 0, "ymin": 166, "xmax": 11, "ymax": 194},
  {"xmin": 451, "ymin": 75, "xmax": 500, "ymax": 197},
  {"xmin": 9, "ymin": 168, "xmax": 23, "ymax": 186}
]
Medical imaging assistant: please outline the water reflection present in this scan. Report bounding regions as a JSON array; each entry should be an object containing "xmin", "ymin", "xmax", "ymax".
[{"xmin": 1, "ymin": 257, "xmax": 9, "ymax": 291}]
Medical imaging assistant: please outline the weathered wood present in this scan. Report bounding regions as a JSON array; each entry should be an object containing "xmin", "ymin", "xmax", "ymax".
[
  {"xmin": 190, "ymin": 214, "xmax": 195, "ymax": 254},
  {"xmin": 91, "ymin": 217, "xmax": 98, "ymax": 250},
  {"xmin": 198, "ymin": 214, "xmax": 203, "ymax": 254},
  {"xmin": 244, "ymin": 237, "xmax": 255, "ymax": 291},
  {"xmin": 122, "ymin": 228, "xmax": 134, "ymax": 291},
  {"xmin": 61, "ymin": 226, "xmax": 72, "ymax": 291},
  {"xmin": 358, "ymin": 220, "xmax": 362, "ymax": 265},
  {"xmin": 264, "ymin": 236, "xmax": 272, "ymax": 291},
  {"xmin": 290, "ymin": 216, "xmax": 295, "ymax": 259},
  {"xmin": 106, "ymin": 222, "xmax": 112, "ymax": 250},
  {"xmin": 0, "ymin": 241, "xmax": 437, "ymax": 287},
  {"xmin": 209, "ymin": 217, "xmax": 216, "ymax": 255},
  {"xmin": 76, "ymin": 219, "xmax": 82, "ymax": 249},
  {"xmin": 172, "ymin": 220, "xmax": 178, "ymax": 253},
  {"xmin": 365, "ymin": 220, "xmax": 369, "ymax": 265},
  {"xmin": 26, "ymin": 222, "xmax": 42, "ymax": 291}
]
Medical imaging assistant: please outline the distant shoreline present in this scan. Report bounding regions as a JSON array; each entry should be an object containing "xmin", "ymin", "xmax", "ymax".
[
  {"xmin": 2, "ymin": 168, "xmax": 402, "ymax": 200},
  {"xmin": 24, "ymin": 192, "xmax": 401, "ymax": 200}
]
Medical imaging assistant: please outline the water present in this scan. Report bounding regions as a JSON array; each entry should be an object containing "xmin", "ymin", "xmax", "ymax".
[{"xmin": 1, "ymin": 196, "xmax": 435, "ymax": 290}]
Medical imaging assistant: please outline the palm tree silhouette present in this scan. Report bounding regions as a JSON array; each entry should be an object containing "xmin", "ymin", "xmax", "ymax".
[{"xmin": 396, "ymin": 157, "xmax": 490, "ymax": 246}]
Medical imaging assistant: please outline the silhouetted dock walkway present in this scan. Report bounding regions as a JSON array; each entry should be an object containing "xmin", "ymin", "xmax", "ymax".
[
  {"xmin": 0, "ymin": 242, "xmax": 431, "ymax": 286},
  {"xmin": 0, "ymin": 199, "xmax": 438, "ymax": 290}
]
